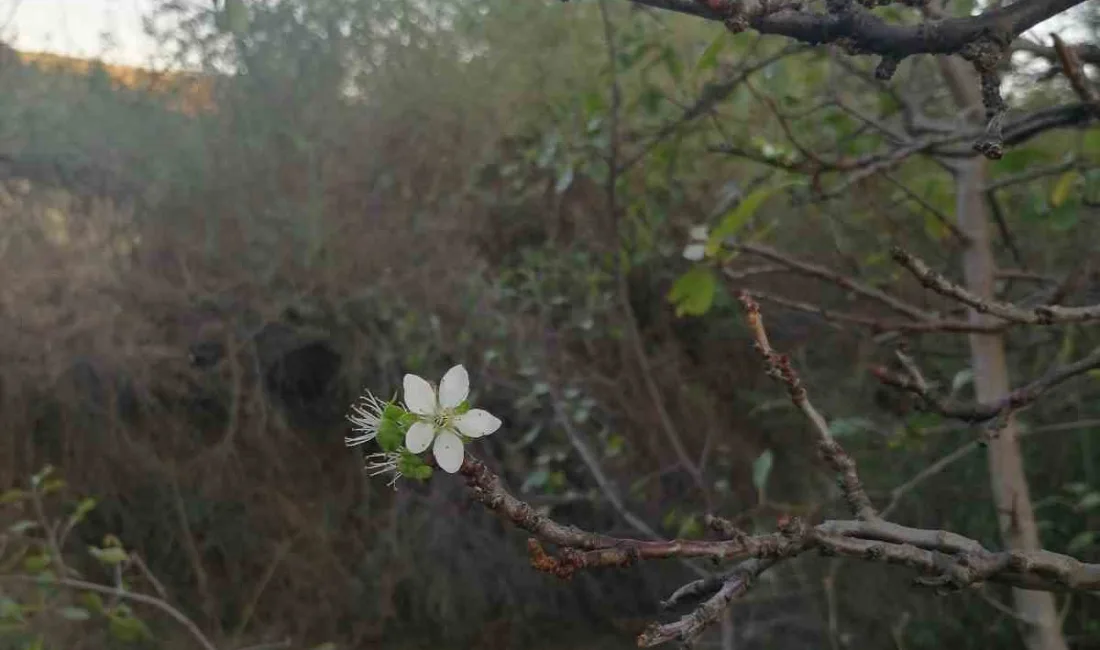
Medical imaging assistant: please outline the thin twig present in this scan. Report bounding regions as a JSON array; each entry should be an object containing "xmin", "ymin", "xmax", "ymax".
[
  {"xmin": 738, "ymin": 292, "xmax": 878, "ymax": 521},
  {"xmin": 892, "ymin": 247, "xmax": 1100, "ymax": 324},
  {"xmin": 872, "ymin": 346, "xmax": 1100, "ymax": 423},
  {"xmin": 0, "ymin": 575, "xmax": 219, "ymax": 650}
]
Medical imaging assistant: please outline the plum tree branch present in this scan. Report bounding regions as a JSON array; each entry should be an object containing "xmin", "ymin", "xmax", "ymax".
[
  {"xmin": 891, "ymin": 247, "xmax": 1100, "ymax": 324},
  {"xmin": 626, "ymin": 0, "xmax": 1088, "ymax": 58}
]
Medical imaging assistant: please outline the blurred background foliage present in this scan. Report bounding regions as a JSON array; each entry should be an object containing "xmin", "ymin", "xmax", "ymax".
[{"xmin": 0, "ymin": 0, "xmax": 1098, "ymax": 648}]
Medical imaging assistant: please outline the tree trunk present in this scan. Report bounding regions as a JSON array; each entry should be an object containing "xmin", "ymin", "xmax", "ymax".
[{"xmin": 940, "ymin": 57, "xmax": 1068, "ymax": 650}]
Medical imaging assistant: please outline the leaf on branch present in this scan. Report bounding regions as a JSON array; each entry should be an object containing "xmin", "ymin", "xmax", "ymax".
[
  {"xmin": 59, "ymin": 606, "xmax": 91, "ymax": 622},
  {"xmin": 828, "ymin": 417, "xmax": 876, "ymax": 438},
  {"xmin": 668, "ymin": 267, "xmax": 717, "ymax": 317},
  {"xmin": 88, "ymin": 546, "xmax": 129, "ymax": 566},
  {"xmin": 1067, "ymin": 531, "xmax": 1097, "ymax": 554},
  {"xmin": 695, "ymin": 33, "xmax": 731, "ymax": 74},
  {"xmin": 708, "ymin": 181, "xmax": 800, "ymax": 253},
  {"xmin": 1050, "ymin": 170, "xmax": 1080, "ymax": 208},
  {"xmin": 951, "ymin": 369, "xmax": 974, "ymax": 395},
  {"xmin": 752, "ymin": 449, "xmax": 774, "ymax": 502}
]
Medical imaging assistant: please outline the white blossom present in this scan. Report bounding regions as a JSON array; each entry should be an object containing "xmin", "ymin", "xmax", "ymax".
[
  {"xmin": 682, "ymin": 243, "xmax": 706, "ymax": 261},
  {"xmin": 683, "ymin": 225, "xmax": 709, "ymax": 261},
  {"xmin": 402, "ymin": 364, "xmax": 501, "ymax": 473}
]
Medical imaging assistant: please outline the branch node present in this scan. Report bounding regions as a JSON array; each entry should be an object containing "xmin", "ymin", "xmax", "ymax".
[{"xmin": 874, "ymin": 56, "xmax": 901, "ymax": 80}]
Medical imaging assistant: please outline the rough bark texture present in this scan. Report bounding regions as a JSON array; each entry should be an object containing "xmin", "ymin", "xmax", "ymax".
[{"xmin": 942, "ymin": 57, "xmax": 1069, "ymax": 650}]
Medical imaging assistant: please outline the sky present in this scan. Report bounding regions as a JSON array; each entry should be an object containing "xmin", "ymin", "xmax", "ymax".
[{"xmin": 2, "ymin": 0, "xmax": 161, "ymax": 66}]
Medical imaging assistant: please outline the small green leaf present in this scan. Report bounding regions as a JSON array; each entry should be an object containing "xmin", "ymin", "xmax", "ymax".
[
  {"xmin": 0, "ymin": 489, "xmax": 27, "ymax": 505},
  {"xmin": 8, "ymin": 520, "xmax": 38, "ymax": 535},
  {"xmin": 1077, "ymin": 492, "xmax": 1100, "ymax": 511},
  {"xmin": 662, "ymin": 508, "xmax": 680, "ymax": 531},
  {"xmin": 31, "ymin": 466, "xmax": 54, "ymax": 489},
  {"xmin": 667, "ymin": 267, "xmax": 717, "ymax": 317},
  {"xmin": 88, "ymin": 546, "xmax": 129, "ymax": 566},
  {"xmin": 22, "ymin": 554, "xmax": 50, "ymax": 573},
  {"xmin": 40, "ymin": 479, "xmax": 66, "ymax": 495},
  {"xmin": 676, "ymin": 514, "xmax": 703, "ymax": 539},
  {"xmin": 59, "ymin": 607, "xmax": 91, "ymax": 622},
  {"xmin": 605, "ymin": 433, "xmax": 625, "ymax": 458},
  {"xmin": 951, "ymin": 369, "xmax": 974, "ymax": 395},
  {"xmin": 554, "ymin": 166, "xmax": 574, "ymax": 194},
  {"xmin": 828, "ymin": 418, "xmax": 875, "ymax": 438},
  {"xmin": 708, "ymin": 182, "xmax": 799, "ymax": 250},
  {"xmin": 695, "ymin": 33, "xmax": 730, "ymax": 73},
  {"xmin": 1067, "ymin": 530, "xmax": 1096, "ymax": 554},
  {"xmin": 661, "ymin": 45, "xmax": 683, "ymax": 82},
  {"xmin": 0, "ymin": 597, "xmax": 24, "ymax": 622},
  {"xmin": 79, "ymin": 592, "xmax": 105, "ymax": 614},
  {"xmin": 108, "ymin": 613, "xmax": 152, "ymax": 642},
  {"xmin": 1051, "ymin": 170, "xmax": 1079, "ymax": 208},
  {"xmin": 752, "ymin": 450, "xmax": 774, "ymax": 502},
  {"xmin": 522, "ymin": 470, "xmax": 549, "ymax": 493},
  {"xmin": 69, "ymin": 497, "xmax": 97, "ymax": 524}
]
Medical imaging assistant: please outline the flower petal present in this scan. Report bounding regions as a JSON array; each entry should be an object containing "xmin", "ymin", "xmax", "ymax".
[
  {"xmin": 438, "ymin": 365, "xmax": 470, "ymax": 410},
  {"xmin": 454, "ymin": 409, "xmax": 501, "ymax": 438},
  {"xmin": 689, "ymin": 225, "xmax": 709, "ymax": 241},
  {"xmin": 433, "ymin": 430, "xmax": 465, "ymax": 473},
  {"xmin": 682, "ymin": 243, "xmax": 706, "ymax": 261},
  {"xmin": 405, "ymin": 421, "xmax": 436, "ymax": 453},
  {"xmin": 403, "ymin": 374, "xmax": 437, "ymax": 416}
]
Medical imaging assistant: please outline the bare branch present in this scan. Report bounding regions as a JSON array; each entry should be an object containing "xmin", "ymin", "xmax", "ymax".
[
  {"xmin": 891, "ymin": 247, "xmax": 1100, "ymax": 324},
  {"xmin": 1052, "ymin": 33, "xmax": 1100, "ymax": 117},
  {"xmin": 738, "ymin": 292, "xmax": 878, "ymax": 520},
  {"xmin": 628, "ymin": 0, "xmax": 1088, "ymax": 58},
  {"xmin": 872, "ymin": 346, "xmax": 1100, "ymax": 423},
  {"xmin": 735, "ymin": 243, "xmax": 934, "ymax": 322},
  {"xmin": 1015, "ymin": 38, "xmax": 1100, "ymax": 67},
  {"xmin": 734, "ymin": 287, "xmax": 1003, "ymax": 334},
  {"xmin": 640, "ymin": 559, "xmax": 775, "ymax": 646}
]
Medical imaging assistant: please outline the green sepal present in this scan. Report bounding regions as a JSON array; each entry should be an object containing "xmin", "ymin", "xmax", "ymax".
[
  {"xmin": 377, "ymin": 403, "xmax": 409, "ymax": 453},
  {"xmin": 397, "ymin": 451, "xmax": 433, "ymax": 482}
]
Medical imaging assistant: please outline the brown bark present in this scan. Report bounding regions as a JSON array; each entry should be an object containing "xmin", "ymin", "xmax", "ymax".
[{"xmin": 940, "ymin": 56, "xmax": 1068, "ymax": 650}]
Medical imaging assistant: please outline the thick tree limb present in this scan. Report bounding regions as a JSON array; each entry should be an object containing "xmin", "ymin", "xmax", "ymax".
[
  {"xmin": 456, "ymin": 454, "xmax": 1100, "ymax": 607},
  {"xmin": 628, "ymin": 0, "xmax": 1088, "ymax": 57}
]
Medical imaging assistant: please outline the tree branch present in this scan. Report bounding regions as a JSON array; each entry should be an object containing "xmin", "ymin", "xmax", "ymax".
[
  {"xmin": 872, "ymin": 346, "xmax": 1100, "ymax": 423},
  {"xmin": 891, "ymin": 247, "xmax": 1100, "ymax": 324}
]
